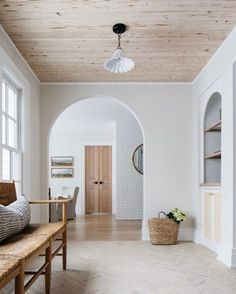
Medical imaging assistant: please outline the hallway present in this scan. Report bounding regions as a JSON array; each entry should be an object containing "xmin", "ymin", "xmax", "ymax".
[{"xmin": 68, "ymin": 214, "xmax": 142, "ymax": 241}]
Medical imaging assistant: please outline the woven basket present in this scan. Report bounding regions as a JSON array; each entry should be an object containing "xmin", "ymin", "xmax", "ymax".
[{"xmin": 148, "ymin": 211, "xmax": 179, "ymax": 245}]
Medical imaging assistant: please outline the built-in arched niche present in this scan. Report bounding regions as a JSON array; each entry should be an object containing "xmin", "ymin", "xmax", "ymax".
[{"xmin": 204, "ymin": 92, "xmax": 222, "ymax": 184}]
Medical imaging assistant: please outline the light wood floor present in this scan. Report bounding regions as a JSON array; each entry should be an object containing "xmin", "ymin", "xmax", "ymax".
[
  {"xmin": 3, "ymin": 215, "xmax": 236, "ymax": 294},
  {"xmin": 68, "ymin": 214, "xmax": 142, "ymax": 241}
]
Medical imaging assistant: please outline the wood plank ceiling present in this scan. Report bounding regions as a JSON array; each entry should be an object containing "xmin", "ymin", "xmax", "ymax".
[{"xmin": 0, "ymin": 1, "xmax": 236, "ymax": 83}]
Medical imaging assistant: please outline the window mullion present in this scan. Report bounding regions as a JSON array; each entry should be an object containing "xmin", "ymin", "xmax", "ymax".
[
  {"xmin": 3, "ymin": 112, "xmax": 17, "ymax": 123},
  {"xmin": 2, "ymin": 144, "xmax": 19, "ymax": 153},
  {"xmin": 10, "ymin": 150, "xmax": 13, "ymax": 179},
  {"xmin": 5, "ymin": 86, "xmax": 9, "ymax": 146},
  {"xmin": 17, "ymin": 89, "xmax": 21, "ymax": 150}
]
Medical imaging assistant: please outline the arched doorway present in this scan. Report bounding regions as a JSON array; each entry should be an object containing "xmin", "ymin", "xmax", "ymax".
[{"xmin": 48, "ymin": 96, "xmax": 145, "ymax": 239}]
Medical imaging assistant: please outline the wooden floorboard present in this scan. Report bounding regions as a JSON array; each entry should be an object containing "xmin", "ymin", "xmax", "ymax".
[{"xmin": 67, "ymin": 214, "xmax": 142, "ymax": 241}]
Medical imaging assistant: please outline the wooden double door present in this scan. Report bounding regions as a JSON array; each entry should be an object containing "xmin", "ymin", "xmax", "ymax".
[{"xmin": 85, "ymin": 146, "xmax": 112, "ymax": 214}]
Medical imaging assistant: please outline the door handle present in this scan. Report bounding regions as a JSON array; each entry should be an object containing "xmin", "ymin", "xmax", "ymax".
[
  {"xmin": 93, "ymin": 181, "xmax": 98, "ymax": 184},
  {"xmin": 99, "ymin": 181, "xmax": 104, "ymax": 184}
]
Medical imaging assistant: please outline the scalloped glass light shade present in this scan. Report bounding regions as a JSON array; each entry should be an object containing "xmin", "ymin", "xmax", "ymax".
[{"xmin": 104, "ymin": 48, "xmax": 135, "ymax": 73}]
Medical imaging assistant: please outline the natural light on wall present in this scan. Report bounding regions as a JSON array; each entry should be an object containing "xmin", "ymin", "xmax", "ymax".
[{"xmin": 1, "ymin": 77, "xmax": 22, "ymax": 196}]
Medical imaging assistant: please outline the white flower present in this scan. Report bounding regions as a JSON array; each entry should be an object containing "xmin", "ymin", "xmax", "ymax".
[{"xmin": 171, "ymin": 208, "xmax": 187, "ymax": 222}]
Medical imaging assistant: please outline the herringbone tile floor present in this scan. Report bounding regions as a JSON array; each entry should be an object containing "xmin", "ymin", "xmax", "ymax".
[{"xmin": 2, "ymin": 215, "xmax": 236, "ymax": 294}]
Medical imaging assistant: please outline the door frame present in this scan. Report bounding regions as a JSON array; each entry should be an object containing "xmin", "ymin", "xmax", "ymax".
[{"xmin": 82, "ymin": 141, "xmax": 116, "ymax": 215}]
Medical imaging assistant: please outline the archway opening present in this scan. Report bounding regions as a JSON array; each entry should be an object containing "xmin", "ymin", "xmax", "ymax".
[{"xmin": 48, "ymin": 96, "xmax": 144, "ymax": 240}]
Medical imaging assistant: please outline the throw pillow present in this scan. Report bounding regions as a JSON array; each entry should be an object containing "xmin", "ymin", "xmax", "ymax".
[{"xmin": 0, "ymin": 195, "xmax": 31, "ymax": 242}]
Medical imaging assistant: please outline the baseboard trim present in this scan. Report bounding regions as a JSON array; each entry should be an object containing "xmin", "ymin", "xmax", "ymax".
[
  {"xmin": 142, "ymin": 223, "xmax": 150, "ymax": 241},
  {"xmin": 217, "ymin": 245, "xmax": 233, "ymax": 268},
  {"xmin": 178, "ymin": 228, "xmax": 193, "ymax": 241},
  {"xmin": 193, "ymin": 229, "xmax": 201, "ymax": 244},
  {"xmin": 195, "ymin": 233, "xmax": 236, "ymax": 268},
  {"xmin": 201, "ymin": 238, "xmax": 219, "ymax": 253},
  {"xmin": 231, "ymin": 248, "xmax": 236, "ymax": 268},
  {"xmin": 217, "ymin": 246, "xmax": 236, "ymax": 268}
]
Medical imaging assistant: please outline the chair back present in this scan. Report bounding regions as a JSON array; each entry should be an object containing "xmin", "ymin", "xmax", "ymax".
[
  {"xmin": 60, "ymin": 186, "xmax": 79, "ymax": 202},
  {"xmin": 0, "ymin": 181, "xmax": 17, "ymax": 206},
  {"xmin": 73, "ymin": 186, "xmax": 79, "ymax": 200},
  {"xmin": 61, "ymin": 186, "xmax": 74, "ymax": 196},
  {"xmin": 71, "ymin": 186, "xmax": 79, "ymax": 206},
  {"xmin": 57, "ymin": 186, "xmax": 79, "ymax": 220}
]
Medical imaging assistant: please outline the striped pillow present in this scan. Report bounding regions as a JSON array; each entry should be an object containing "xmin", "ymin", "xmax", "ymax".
[{"xmin": 0, "ymin": 195, "xmax": 31, "ymax": 242}]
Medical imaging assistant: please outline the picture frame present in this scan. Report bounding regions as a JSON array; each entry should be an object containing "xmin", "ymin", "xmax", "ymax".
[
  {"xmin": 51, "ymin": 168, "xmax": 74, "ymax": 178},
  {"xmin": 51, "ymin": 156, "xmax": 73, "ymax": 167}
]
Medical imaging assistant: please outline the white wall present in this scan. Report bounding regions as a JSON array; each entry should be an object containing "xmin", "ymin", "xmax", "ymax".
[
  {"xmin": 49, "ymin": 122, "xmax": 116, "ymax": 214},
  {"xmin": 40, "ymin": 84, "xmax": 193, "ymax": 241},
  {"xmin": 116, "ymin": 119, "xmax": 143, "ymax": 220},
  {"xmin": 192, "ymin": 27, "xmax": 236, "ymax": 267},
  {"xmin": 0, "ymin": 25, "xmax": 41, "ymax": 222}
]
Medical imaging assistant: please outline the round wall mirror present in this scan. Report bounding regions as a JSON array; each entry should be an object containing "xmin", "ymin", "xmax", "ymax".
[{"xmin": 132, "ymin": 144, "xmax": 143, "ymax": 174}]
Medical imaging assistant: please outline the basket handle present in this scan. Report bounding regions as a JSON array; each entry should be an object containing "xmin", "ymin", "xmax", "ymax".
[{"xmin": 158, "ymin": 211, "xmax": 167, "ymax": 218}]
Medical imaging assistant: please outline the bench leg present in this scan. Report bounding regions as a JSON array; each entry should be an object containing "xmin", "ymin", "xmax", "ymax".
[
  {"xmin": 62, "ymin": 229, "xmax": 67, "ymax": 270},
  {"xmin": 45, "ymin": 241, "xmax": 52, "ymax": 294},
  {"xmin": 15, "ymin": 261, "xmax": 25, "ymax": 294},
  {"xmin": 62, "ymin": 203, "xmax": 67, "ymax": 270}
]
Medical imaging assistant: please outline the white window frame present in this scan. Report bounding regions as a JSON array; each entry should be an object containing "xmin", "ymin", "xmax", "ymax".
[
  {"xmin": 0, "ymin": 48, "xmax": 31, "ymax": 200},
  {"xmin": 1, "ymin": 74, "xmax": 22, "ymax": 194}
]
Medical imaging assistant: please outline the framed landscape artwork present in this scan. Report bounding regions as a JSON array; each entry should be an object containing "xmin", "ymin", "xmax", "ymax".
[
  {"xmin": 51, "ymin": 168, "xmax": 74, "ymax": 178},
  {"xmin": 51, "ymin": 156, "xmax": 73, "ymax": 167}
]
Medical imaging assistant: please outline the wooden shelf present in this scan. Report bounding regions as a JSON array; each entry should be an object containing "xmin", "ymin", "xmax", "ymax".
[
  {"xmin": 200, "ymin": 182, "xmax": 221, "ymax": 187},
  {"xmin": 204, "ymin": 120, "xmax": 221, "ymax": 132},
  {"xmin": 205, "ymin": 151, "xmax": 221, "ymax": 159}
]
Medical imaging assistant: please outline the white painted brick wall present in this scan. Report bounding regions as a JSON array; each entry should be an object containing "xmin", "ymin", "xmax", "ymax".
[{"xmin": 116, "ymin": 119, "xmax": 143, "ymax": 220}]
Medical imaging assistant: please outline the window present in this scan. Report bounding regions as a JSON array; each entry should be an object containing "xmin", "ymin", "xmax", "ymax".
[{"xmin": 1, "ymin": 77, "xmax": 22, "ymax": 196}]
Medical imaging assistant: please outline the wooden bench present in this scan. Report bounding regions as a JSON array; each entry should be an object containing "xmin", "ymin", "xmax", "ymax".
[
  {"xmin": 0, "ymin": 256, "xmax": 21, "ymax": 291},
  {"xmin": 0, "ymin": 181, "xmax": 71, "ymax": 294}
]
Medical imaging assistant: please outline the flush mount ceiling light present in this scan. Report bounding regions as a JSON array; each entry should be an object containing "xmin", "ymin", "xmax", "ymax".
[{"xmin": 104, "ymin": 23, "xmax": 135, "ymax": 73}]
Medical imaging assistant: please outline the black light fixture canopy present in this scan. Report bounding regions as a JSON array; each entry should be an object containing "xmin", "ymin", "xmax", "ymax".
[{"xmin": 113, "ymin": 23, "xmax": 126, "ymax": 35}]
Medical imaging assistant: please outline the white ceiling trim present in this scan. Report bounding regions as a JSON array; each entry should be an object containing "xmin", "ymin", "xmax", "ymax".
[
  {"xmin": 0, "ymin": 25, "xmax": 40, "ymax": 85},
  {"xmin": 41, "ymin": 81, "xmax": 192, "ymax": 86},
  {"xmin": 192, "ymin": 26, "xmax": 236, "ymax": 85}
]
